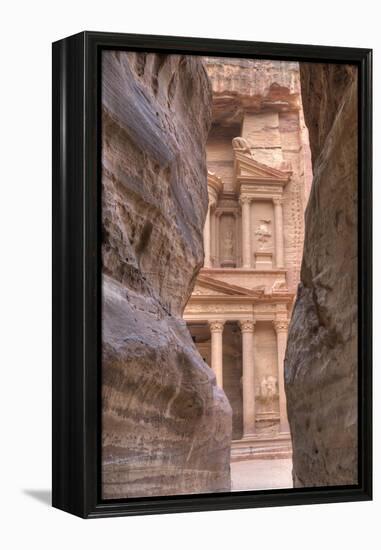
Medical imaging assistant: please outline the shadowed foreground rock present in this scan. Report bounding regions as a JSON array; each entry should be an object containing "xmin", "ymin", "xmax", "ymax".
[
  {"xmin": 101, "ymin": 51, "xmax": 232, "ymax": 499},
  {"xmin": 285, "ymin": 64, "xmax": 358, "ymax": 487}
]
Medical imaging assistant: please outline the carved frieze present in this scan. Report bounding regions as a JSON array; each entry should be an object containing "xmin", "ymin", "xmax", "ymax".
[
  {"xmin": 254, "ymin": 304, "xmax": 275, "ymax": 312},
  {"xmin": 240, "ymin": 184, "xmax": 284, "ymax": 196},
  {"xmin": 217, "ymin": 198, "xmax": 239, "ymax": 208},
  {"xmin": 186, "ymin": 304, "xmax": 252, "ymax": 314}
]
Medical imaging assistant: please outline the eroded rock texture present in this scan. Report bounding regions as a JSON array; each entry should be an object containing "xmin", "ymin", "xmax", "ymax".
[
  {"xmin": 204, "ymin": 58, "xmax": 302, "ymax": 125},
  {"xmin": 102, "ymin": 51, "xmax": 232, "ymax": 499},
  {"xmin": 285, "ymin": 64, "xmax": 358, "ymax": 487}
]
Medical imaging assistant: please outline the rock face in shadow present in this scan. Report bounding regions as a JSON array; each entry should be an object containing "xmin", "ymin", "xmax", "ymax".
[
  {"xmin": 285, "ymin": 64, "xmax": 358, "ymax": 487},
  {"xmin": 101, "ymin": 51, "xmax": 232, "ymax": 499}
]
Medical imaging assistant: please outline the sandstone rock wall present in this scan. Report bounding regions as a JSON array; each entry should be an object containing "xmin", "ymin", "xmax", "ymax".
[
  {"xmin": 285, "ymin": 64, "xmax": 358, "ymax": 487},
  {"xmin": 204, "ymin": 58, "xmax": 301, "ymax": 125},
  {"xmin": 102, "ymin": 51, "xmax": 232, "ymax": 499}
]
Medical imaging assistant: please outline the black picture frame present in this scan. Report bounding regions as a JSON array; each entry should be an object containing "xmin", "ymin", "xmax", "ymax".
[{"xmin": 52, "ymin": 31, "xmax": 372, "ymax": 519}]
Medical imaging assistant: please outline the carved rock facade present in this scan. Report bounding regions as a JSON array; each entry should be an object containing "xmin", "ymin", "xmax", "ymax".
[
  {"xmin": 285, "ymin": 64, "xmax": 358, "ymax": 486},
  {"xmin": 102, "ymin": 51, "xmax": 232, "ymax": 498},
  {"xmin": 184, "ymin": 58, "xmax": 312, "ymax": 461}
]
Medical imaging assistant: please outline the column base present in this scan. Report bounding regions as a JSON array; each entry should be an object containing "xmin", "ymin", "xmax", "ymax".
[{"xmin": 242, "ymin": 432, "xmax": 257, "ymax": 440}]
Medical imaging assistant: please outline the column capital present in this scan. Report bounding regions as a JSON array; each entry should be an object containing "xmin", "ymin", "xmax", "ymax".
[
  {"xmin": 240, "ymin": 319, "xmax": 256, "ymax": 333},
  {"xmin": 239, "ymin": 195, "xmax": 251, "ymax": 206},
  {"xmin": 209, "ymin": 320, "xmax": 225, "ymax": 333},
  {"xmin": 273, "ymin": 319, "xmax": 289, "ymax": 333},
  {"xmin": 273, "ymin": 197, "xmax": 284, "ymax": 206}
]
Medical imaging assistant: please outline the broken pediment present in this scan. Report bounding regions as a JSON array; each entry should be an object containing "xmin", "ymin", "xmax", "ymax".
[{"xmin": 234, "ymin": 150, "xmax": 291, "ymax": 185}]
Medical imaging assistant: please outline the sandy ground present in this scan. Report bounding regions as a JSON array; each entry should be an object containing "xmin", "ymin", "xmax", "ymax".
[{"xmin": 231, "ymin": 458, "xmax": 293, "ymax": 491}]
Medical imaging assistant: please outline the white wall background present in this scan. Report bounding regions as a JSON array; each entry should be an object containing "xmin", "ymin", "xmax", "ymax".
[{"xmin": 0, "ymin": 1, "xmax": 378, "ymax": 548}]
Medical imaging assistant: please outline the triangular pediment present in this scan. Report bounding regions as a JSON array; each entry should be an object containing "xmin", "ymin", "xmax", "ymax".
[
  {"xmin": 192, "ymin": 283, "xmax": 230, "ymax": 296},
  {"xmin": 192, "ymin": 275, "xmax": 265, "ymax": 297},
  {"xmin": 234, "ymin": 151, "xmax": 291, "ymax": 183}
]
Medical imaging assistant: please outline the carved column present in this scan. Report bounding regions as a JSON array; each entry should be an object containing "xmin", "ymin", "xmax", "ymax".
[
  {"xmin": 273, "ymin": 197, "xmax": 285, "ymax": 268},
  {"xmin": 234, "ymin": 212, "xmax": 240, "ymax": 267},
  {"xmin": 240, "ymin": 320, "xmax": 256, "ymax": 437},
  {"xmin": 240, "ymin": 196, "xmax": 252, "ymax": 268},
  {"xmin": 214, "ymin": 211, "xmax": 221, "ymax": 268},
  {"xmin": 203, "ymin": 203, "xmax": 212, "ymax": 268},
  {"xmin": 209, "ymin": 320, "xmax": 225, "ymax": 388},
  {"xmin": 273, "ymin": 319, "xmax": 290, "ymax": 434},
  {"xmin": 210, "ymin": 207, "xmax": 216, "ymax": 266}
]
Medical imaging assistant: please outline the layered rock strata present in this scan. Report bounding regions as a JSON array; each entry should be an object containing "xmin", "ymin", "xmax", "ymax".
[
  {"xmin": 285, "ymin": 64, "xmax": 358, "ymax": 487},
  {"xmin": 102, "ymin": 51, "xmax": 232, "ymax": 499}
]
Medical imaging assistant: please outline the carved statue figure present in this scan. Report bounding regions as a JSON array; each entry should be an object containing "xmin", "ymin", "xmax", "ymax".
[
  {"xmin": 232, "ymin": 136, "xmax": 252, "ymax": 156},
  {"xmin": 259, "ymin": 375, "xmax": 278, "ymax": 403}
]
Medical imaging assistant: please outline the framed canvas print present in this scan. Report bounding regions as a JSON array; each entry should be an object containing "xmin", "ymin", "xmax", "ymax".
[{"xmin": 52, "ymin": 31, "xmax": 372, "ymax": 518}]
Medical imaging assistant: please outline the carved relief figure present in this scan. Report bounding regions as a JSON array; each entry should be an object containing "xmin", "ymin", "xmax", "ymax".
[
  {"xmin": 255, "ymin": 219, "xmax": 272, "ymax": 248},
  {"xmin": 261, "ymin": 376, "xmax": 278, "ymax": 400},
  {"xmin": 271, "ymin": 279, "xmax": 287, "ymax": 291},
  {"xmin": 255, "ymin": 376, "xmax": 278, "ymax": 411}
]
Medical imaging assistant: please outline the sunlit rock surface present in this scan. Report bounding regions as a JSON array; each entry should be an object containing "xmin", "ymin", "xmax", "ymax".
[
  {"xmin": 102, "ymin": 51, "xmax": 232, "ymax": 499},
  {"xmin": 285, "ymin": 64, "xmax": 358, "ymax": 487}
]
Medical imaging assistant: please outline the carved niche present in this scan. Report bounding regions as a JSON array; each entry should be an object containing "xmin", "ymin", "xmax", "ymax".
[
  {"xmin": 252, "ymin": 200, "xmax": 275, "ymax": 269},
  {"xmin": 220, "ymin": 213, "xmax": 236, "ymax": 267}
]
